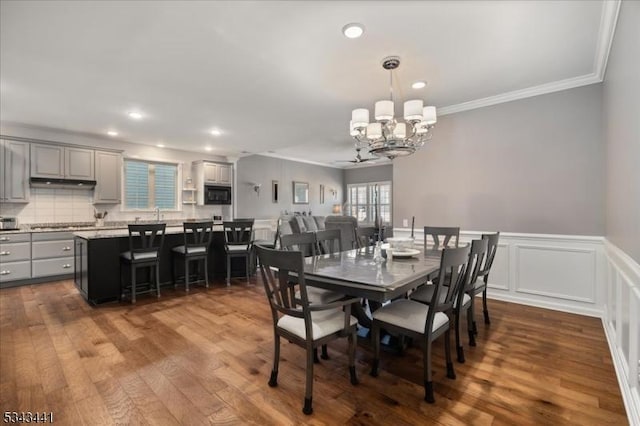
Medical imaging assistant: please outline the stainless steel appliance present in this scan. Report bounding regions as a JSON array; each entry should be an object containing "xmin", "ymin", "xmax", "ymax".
[
  {"xmin": 204, "ymin": 185, "xmax": 232, "ymax": 205},
  {"xmin": 0, "ymin": 216, "xmax": 18, "ymax": 230},
  {"xmin": 212, "ymin": 215, "xmax": 223, "ymax": 224}
]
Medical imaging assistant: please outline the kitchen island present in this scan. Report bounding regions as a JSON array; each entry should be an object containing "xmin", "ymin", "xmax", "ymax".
[{"xmin": 73, "ymin": 225, "xmax": 250, "ymax": 305}]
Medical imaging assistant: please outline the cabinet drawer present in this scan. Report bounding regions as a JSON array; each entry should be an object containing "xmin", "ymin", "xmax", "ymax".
[
  {"xmin": 32, "ymin": 240, "xmax": 74, "ymax": 259},
  {"xmin": 0, "ymin": 261, "xmax": 31, "ymax": 282},
  {"xmin": 32, "ymin": 232, "xmax": 74, "ymax": 242},
  {"xmin": 0, "ymin": 242, "xmax": 30, "ymax": 263},
  {"xmin": 32, "ymin": 256, "xmax": 74, "ymax": 278},
  {"xmin": 0, "ymin": 233, "xmax": 30, "ymax": 243}
]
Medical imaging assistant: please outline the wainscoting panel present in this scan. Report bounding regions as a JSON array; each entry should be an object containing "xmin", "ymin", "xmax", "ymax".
[
  {"xmin": 514, "ymin": 244, "xmax": 596, "ymax": 303},
  {"xmin": 603, "ymin": 241, "xmax": 640, "ymax": 426}
]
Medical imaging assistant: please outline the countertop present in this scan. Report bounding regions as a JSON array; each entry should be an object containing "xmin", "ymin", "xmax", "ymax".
[
  {"xmin": 73, "ymin": 225, "xmax": 225, "ymax": 240},
  {"xmin": 0, "ymin": 220, "xmax": 225, "ymax": 236}
]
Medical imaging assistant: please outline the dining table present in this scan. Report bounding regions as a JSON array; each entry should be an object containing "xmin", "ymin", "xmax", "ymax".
[{"xmin": 302, "ymin": 245, "xmax": 442, "ymax": 328}]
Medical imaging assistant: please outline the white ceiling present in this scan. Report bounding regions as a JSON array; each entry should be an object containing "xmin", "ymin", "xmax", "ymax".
[{"xmin": 0, "ymin": 1, "xmax": 618, "ymax": 167}]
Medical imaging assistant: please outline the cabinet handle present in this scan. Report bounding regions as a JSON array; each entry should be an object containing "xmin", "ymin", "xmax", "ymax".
[
  {"xmin": 0, "ymin": 251, "xmax": 10, "ymax": 256},
  {"xmin": 0, "ymin": 270, "xmax": 10, "ymax": 275},
  {"xmin": 63, "ymin": 264, "xmax": 71, "ymax": 269},
  {"xmin": 63, "ymin": 246, "xmax": 71, "ymax": 251},
  {"xmin": 0, "ymin": 237, "xmax": 9, "ymax": 242}
]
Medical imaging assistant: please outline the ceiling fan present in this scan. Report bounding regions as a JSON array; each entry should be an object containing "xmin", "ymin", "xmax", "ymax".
[{"xmin": 337, "ymin": 147, "xmax": 377, "ymax": 164}]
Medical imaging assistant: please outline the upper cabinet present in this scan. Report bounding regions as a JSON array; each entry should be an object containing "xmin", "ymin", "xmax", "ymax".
[
  {"xmin": 31, "ymin": 143, "xmax": 94, "ymax": 180},
  {"xmin": 0, "ymin": 140, "xmax": 30, "ymax": 203},
  {"xmin": 93, "ymin": 151, "xmax": 122, "ymax": 204},
  {"xmin": 202, "ymin": 162, "xmax": 232, "ymax": 185}
]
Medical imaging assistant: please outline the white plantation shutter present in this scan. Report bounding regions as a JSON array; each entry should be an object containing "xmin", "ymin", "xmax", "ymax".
[
  {"xmin": 347, "ymin": 181, "xmax": 392, "ymax": 225},
  {"xmin": 124, "ymin": 160, "xmax": 178, "ymax": 210}
]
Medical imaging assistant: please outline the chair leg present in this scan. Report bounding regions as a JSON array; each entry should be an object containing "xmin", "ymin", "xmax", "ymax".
[
  {"xmin": 156, "ymin": 263, "xmax": 161, "ymax": 298},
  {"xmin": 313, "ymin": 348, "xmax": 320, "ymax": 364},
  {"xmin": 482, "ymin": 285, "xmax": 491, "ymax": 325},
  {"xmin": 172, "ymin": 256, "xmax": 177, "ymax": 289},
  {"xmin": 455, "ymin": 309, "xmax": 465, "ymax": 363},
  {"xmin": 303, "ymin": 343, "xmax": 314, "ymax": 415},
  {"xmin": 445, "ymin": 328, "xmax": 456, "ymax": 380},
  {"xmin": 204, "ymin": 257, "xmax": 209, "ymax": 288},
  {"xmin": 120, "ymin": 263, "xmax": 125, "ymax": 301},
  {"xmin": 130, "ymin": 265, "xmax": 136, "ymax": 304},
  {"xmin": 226, "ymin": 255, "xmax": 231, "ymax": 287},
  {"xmin": 348, "ymin": 329, "xmax": 358, "ymax": 385},
  {"xmin": 467, "ymin": 306, "xmax": 476, "ymax": 347},
  {"xmin": 185, "ymin": 258, "xmax": 190, "ymax": 292},
  {"xmin": 245, "ymin": 255, "xmax": 249, "ymax": 283},
  {"xmin": 470, "ymin": 295, "xmax": 478, "ymax": 335},
  {"xmin": 424, "ymin": 338, "xmax": 434, "ymax": 403},
  {"xmin": 321, "ymin": 344, "xmax": 329, "ymax": 360},
  {"xmin": 370, "ymin": 321, "xmax": 380, "ymax": 377},
  {"xmin": 268, "ymin": 334, "xmax": 280, "ymax": 387}
]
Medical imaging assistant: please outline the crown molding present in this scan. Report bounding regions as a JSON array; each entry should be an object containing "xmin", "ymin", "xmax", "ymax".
[
  {"xmin": 254, "ymin": 152, "xmax": 343, "ymax": 169},
  {"xmin": 438, "ymin": 73, "xmax": 601, "ymax": 116},
  {"xmin": 594, "ymin": 0, "xmax": 621, "ymax": 80},
  {"xmin": 439, "ymin": 0, "xmax": 621, "ymax": 117}
]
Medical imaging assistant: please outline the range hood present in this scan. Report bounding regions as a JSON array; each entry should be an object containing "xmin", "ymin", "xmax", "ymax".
[{"xmin": 30, "ymin": 177, "xmax": 96, "ymax": 189}]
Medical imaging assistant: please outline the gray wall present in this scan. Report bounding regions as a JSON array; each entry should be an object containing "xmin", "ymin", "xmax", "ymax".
[
  {"xmin": 393, "ymin": 83, "xmax": 605, "ymax": 235},
  {"xmin": 603, "ymin": 1, "xmax": 640, "ymax": 263},
  {"xmin": 343, "ymin": 164, "xmax": 393, "ymax": 195},
  {"xmin": 236, "ymin": 155, "xmax": 344, "ymax": 219}
]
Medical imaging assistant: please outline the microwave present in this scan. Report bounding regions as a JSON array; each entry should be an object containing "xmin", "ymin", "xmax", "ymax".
[{"xmin": 204, "ymin": 185, "xmax": 232, "ymax": 205}]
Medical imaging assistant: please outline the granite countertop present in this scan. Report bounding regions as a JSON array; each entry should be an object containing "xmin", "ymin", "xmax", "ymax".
[
  {"xmin": 73, "ymin": 224, "xmax": 225, "ymax": 240},
  {"xmin": 0, "ymin": 220, "xmax": 223, "ymax": 235}
]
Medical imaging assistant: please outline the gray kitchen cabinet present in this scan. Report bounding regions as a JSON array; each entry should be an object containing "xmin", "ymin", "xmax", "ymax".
[
  {"xmin": 31, "ymin": 143, "xmax": 95, "ymax": 180},
  {"xmin": 1, "ymin": 140, "xmax": 30, "ymax": 203},
  {"xmin": 65, "ymin": 146, "xmax": 94, "ymax": 180},
  {"xmin": 217, "ymin": 164, "xmax": 232, "ymax": 185},
  {"xmin": 94, "ymin": 150, "xmax": 121, "ymax": 203},
  {"xmin": 204, "ymin": 162, "xmax": 218, "ymax": 183},
  {"xmin": 0, "ymin": 233, "xmax": 32, "ymax": 283},
  {"xmin": 31, "ymin": 232, "xmax": 75, "ymax": 279}
]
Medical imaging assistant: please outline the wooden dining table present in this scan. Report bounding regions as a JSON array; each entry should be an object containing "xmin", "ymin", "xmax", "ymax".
[{"xmin": 303, "ymin": 246, "xmax": 442, "ymax": 327}]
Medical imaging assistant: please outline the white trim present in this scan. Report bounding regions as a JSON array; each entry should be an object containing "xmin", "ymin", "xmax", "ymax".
[
  {"xmin": 393, "ymin": 228, "xmax": 604, "ymax": 244},
  {"xmin": 438, "ymin": 73, "xmax": 601, "ymax": 116},
  {"xmin": 486, "ymin": 291, "xmax": 603, "ymax": 318},
  {"xmin": 595, "ymin": 0, "xmax": 622, "ymax": 80},
  {"xmin": 256, "ymin": 152, "xmax": 343, "ymax": 169}
]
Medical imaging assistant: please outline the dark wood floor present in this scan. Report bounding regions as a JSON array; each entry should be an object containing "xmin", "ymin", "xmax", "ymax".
[{"xmin": 0, "ymin": 277, "xmax": 627, "ymax": 425}]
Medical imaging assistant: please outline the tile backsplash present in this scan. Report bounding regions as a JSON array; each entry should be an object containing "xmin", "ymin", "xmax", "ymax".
[{"xmin": 0, "ymin": 188, "xmax": 226, "ymax": 224}]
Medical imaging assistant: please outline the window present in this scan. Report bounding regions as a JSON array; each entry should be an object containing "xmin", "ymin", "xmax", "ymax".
[
  {"xmin": 347, "ymin": 181, "xmax": 392, "ymax": 225},
  {"xmin": 124, "ymin": 159, "xmax": 178, "ymax": 210}
]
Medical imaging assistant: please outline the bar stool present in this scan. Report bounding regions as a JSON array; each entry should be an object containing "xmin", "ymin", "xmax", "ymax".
[
  {"xmin": 172, "ymin": 221, "xmax": 213, "ymax": 292},
  {"xmin": 120, "ymin": 223, "xmax": 166, "ymax": 304},
  {"xmin": 223, "ymin": 220, "xmax": 254, "ymax": 286}
]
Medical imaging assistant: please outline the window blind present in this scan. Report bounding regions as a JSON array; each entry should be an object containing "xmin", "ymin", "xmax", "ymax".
[
  {"xmin": 154, "ymin": 163, "xmax": 177, "ymax": 209},
  {"xmin": 124, "ymin": 160, "xmax": 177, "ymax": 210},
  {"xmin": 124, "ymin": 161, "xmax": 149, "ymax": 209}
]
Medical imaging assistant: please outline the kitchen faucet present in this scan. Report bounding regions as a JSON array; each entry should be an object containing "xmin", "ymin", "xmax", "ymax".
[{"xmin": 155, "ymin": 207, "xmax": 160, "ymax": 222}]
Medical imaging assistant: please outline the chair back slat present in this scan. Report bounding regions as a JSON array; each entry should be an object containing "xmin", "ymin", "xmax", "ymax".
[
  {"xmin": 480, "ymin": 232, "xmax": 500, "ymax": 275},
  {"xmin": 223, "ymin": 220, "xmax": 254, "ymax": 246},
  {"xmin": 325, "ymin": 218, "xmax": 358, "ymax": 250},
  {"xmin": 315, "ymin": 229, "xmax": 342, "ymax": 254},
  {"xmin": 457, "ymin": 239, "xmax": 488, "ymax": 308},
  {"xmin": 280, "ymin": 232, "xmax": 317, "ymax": 257},
  {"xmin": 423, "ymin": 226, "xmax": 460, "ymax": 250},
  {"xmin": 127, "ymin": 224, "xmax": 166, "ymax": 260},
  {"xmin": 183, "ymin": 221, "xmax": 213, "ymax": 253},
  {"xmin": 432, "ymin": 245, "xmax": 470, "ymax": 311}
]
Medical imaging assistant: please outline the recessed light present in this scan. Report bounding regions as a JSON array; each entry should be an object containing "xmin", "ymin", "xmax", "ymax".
[
  {"xmin": 128, "ymin": 111, "xmax": 143, "ymax": 120},
  {"xmin": 204, "ymin": 146, "xmax": 213, "ymax": 151},
  {"xmin": 156, "ymin": 144, "xmax": 165, "ymax": 148},
  {"xmin": 107, "ymin": 130, "xmax": 118, "ymax": 137},
  {"xmin": 412, "ymin": 81, "xmax": 427, "ymax": 89},
  {"xmin": 210, "ymin": 129, "xmax": 222, "ymax": 136},
  {"xmin": 342, "ymin": 23, "xmax": 365, "ymax": 39}
]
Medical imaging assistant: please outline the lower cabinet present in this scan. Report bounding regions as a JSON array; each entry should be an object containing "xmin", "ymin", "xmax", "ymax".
[
  {"xmin": 31, "ymin": 232, "xmax": 75, "ymax": 279},
  {"xmin": 0, "ymin": 233, "xmax": 31, "ymax": 283}
]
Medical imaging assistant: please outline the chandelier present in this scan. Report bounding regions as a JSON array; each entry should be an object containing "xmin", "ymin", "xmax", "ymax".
[{"xmin": 350, "ymin": 56, "xmax": 437, "ymax": 159}]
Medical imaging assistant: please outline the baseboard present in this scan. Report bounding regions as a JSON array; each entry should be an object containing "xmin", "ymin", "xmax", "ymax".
[{"xmin": 485, "ymin": 291, "xmax": 603, "ymax": 318}]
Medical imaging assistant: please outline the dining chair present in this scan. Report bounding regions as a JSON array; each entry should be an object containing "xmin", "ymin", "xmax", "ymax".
[
  {"xmin": 468, "ymin": 232, "xmax": 500, "ymax": 336},
  {"xmin": 223, "ymin": 220, "xmax": 254, "ymax": 286},
  {"xmin": 325, "ymin": 216, "xmax": 359, "ymax": 250},
  {"xmin": 370, "ymin": 245, "xmax": 470, "ymax": 403},
  {"xmin": 255, "ymin": 245, "xmax": 359, "ymax": 415},
  {"xmin": 171, "ymin": 221, "xmax": 213, "ymax": 292},
  {"xmin": 423, "ymin": 226, "xmax": 460, "ymax": 250},
  {"xmin": 356, "ymin": 226, "xmax": 377, "ymax": 248},
  {"xmin": 410, "ymin": 239, "xmax": 487, "ymax": 363},
  {"xmin": 315, "ymin": 228, "xmax": 342, "ymax": 254},
  {"xmin": 280, "ymin": 231, "xmax": 345, "ymax": 361},
  {"xmin": 120, "ymin": 223, "xmax": 166, "ymax": 304}
]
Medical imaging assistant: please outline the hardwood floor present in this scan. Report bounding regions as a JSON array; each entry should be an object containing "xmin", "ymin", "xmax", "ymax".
[{"xmin": 0, "ymin": 277, "xmax": 627, "ymax": 425}]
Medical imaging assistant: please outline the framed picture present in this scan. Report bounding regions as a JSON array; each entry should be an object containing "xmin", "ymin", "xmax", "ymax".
[
  {"xmin": 292, "ymin": 181, "xmax": 309, "ymax": 204},
  {"xmin": 272, "ymin": 180, "xmax": 279, "ymax": 203},
  {"xmin": 320, "ymin": 184, "xmax": 325, "ymax": 204}
]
